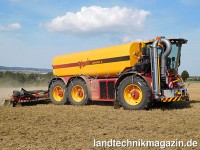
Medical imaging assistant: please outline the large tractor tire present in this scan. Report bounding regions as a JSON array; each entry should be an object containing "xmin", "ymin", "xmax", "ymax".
[
  {"xmin": 117, "ymin": 76, "xmax": 151, "ymax": 110},
  {"xmin": 68, "ymin": 79, "xmax": 89, "ymax": 106},
  {"xmin": 49, "ymin": 80, "xmax": 67, "ymax": 105}
]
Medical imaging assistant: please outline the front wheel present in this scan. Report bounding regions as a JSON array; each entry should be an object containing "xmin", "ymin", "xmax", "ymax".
[{"xmin": 117, "ymin": 76, "xmax": 151, "ymax": 110}]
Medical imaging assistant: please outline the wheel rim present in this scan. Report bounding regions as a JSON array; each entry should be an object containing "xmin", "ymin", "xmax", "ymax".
[
  {"xmin": 71, "ymin": 85, "xmax": 84, "ymax": 102},
  {"xmin": 53, "ymin": 86, "xmax": 64, "ymax": 101},
  {"xmin": 124, "ymin": 84, "xmax": 142, "ymax": 106}
]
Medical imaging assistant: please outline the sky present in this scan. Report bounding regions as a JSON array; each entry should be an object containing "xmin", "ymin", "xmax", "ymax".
[{"xmin": 0, "ymin": 0, "xmax": 199, "ymax": 75}]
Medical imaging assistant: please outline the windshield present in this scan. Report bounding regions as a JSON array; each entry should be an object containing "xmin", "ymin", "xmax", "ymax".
[
  {"xmin": 146, "ymin": 42, "xmax": 182, "ymax": 70},
  {"xmin": 167, "ymin": 44, "xmax": 181, "ymax": 70}
]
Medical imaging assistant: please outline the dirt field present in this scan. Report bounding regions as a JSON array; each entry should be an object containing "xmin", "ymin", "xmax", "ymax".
[{"xmin": 0, "ymin": 83, "xmax": 200, "ymax": 150}]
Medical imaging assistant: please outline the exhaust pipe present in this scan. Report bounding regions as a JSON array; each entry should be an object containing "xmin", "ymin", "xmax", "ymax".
[
  {"xmin": 150, "ymin": 40, "xmax": 160, "ymax": 99},
  {"xmin": 160, "ymin": 38, "xmax": 172, "ymax": 83},
  {"xmin": 150, "ymin": 37, "xmax": 172, "ymax": 99}
]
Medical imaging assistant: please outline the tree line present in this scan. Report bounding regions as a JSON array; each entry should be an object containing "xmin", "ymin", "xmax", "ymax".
[
  {"xmin": 0, "ymin": 71, "xmax": 54, "ymax": 87},
  {"xmin": 0, "ymin": 70, "xmax": 193, "ymax": 87}
]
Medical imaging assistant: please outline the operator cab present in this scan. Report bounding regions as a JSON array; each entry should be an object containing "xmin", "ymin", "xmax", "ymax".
[
  {"xmin": 143, "ymin": 38, "xmax": 187, "ymax": 73},
  {"xmin": 166, "ymin": 39, "xmax": 187, "ymax": 70}
]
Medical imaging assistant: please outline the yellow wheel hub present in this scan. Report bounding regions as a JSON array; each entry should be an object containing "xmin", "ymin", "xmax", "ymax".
[
  {"xmin": 53, "ymin": 86, "xmax": 64, "ymax": 102},
  {"xmin": 71, "ymin": 85, "xmax": 84, "ymax": 102},
  {"xmin": 124, "ymin": 84, "xmax": 142, "ymax": 106}
]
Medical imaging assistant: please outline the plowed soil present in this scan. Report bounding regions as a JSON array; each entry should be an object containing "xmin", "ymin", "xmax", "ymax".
[{"xmin": 0, "ymin": 83, "xmax": 200, "ymax": 150}]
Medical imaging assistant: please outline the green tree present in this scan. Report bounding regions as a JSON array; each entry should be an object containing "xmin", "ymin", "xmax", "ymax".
[
  {"xmin": 27, "ymin": 73, "xmax": 37, "ymax": 83},
  {"xmin": 4, "ymin": 71, "xmax": 13, "ymax": 79},
  {"xmin": 181, "ymin": 70, "xmax": 189, "ymax": 82},
  {"xmin": 15, "ymin": 73, "xmax": 26, "ymax": 83},
  {"xmin": 0, "ymin": 72, "xmax": 3, "ymax": 78}
]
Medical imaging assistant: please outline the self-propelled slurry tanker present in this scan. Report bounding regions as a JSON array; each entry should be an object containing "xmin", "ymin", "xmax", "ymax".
[{"xmin": 49, "ymin": 37, "xmax": 189, "ymax": 110}]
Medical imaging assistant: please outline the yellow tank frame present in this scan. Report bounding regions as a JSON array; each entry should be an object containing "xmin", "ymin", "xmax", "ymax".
[{"xmin": 52, "ymin": 42, "xmax": 144, "ymax": 77}]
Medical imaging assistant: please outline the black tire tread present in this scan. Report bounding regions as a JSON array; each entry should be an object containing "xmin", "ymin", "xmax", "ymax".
[
  {"xmin": 67, "ymin": 79, "xmax": 89, "ymax": 106},
  {"xmin": 49, "ymin": 80, "xmax": 67, "ymax": 105},
  {"xmin": 117, "ymin": 76, "xmax": 152, "ymax": 110}
]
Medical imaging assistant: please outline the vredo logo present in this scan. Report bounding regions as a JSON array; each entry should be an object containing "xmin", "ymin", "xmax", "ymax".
[{"xmin": 78, "ymin": 59, "xmax": 92, "ymax": 69}]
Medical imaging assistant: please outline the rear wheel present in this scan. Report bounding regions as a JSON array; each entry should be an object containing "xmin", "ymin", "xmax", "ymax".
[
  {"xmin": 68, "ymin": 79, "xmax": 89, "ymax": 105},
  {"xmin": 49, "ymin": 80, "xmax": 67, "ymax": 105},
  {"xmin": 117, "ymin": 76, "xmax": 151, "ymax": 110}
]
